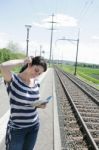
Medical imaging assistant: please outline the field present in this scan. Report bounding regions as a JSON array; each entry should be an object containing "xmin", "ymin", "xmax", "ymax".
[{"xmin": 59, "ymin": 64, "xmax": 99, "ymax": 89}]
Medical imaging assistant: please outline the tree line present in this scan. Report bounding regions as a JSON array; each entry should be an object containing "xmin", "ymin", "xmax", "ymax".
[
  {"xmin": 0, "ymin": 48, "xmax": 25, "ymax": 63},
  {"xmin": 77, "ymin": 62, "xmax": 99, "ymax": 69}
]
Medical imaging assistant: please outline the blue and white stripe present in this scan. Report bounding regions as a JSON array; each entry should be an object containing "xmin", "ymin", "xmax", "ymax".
[{"xmin": 5, "ymin": 74, "xmax": 40, "ymax": 129}]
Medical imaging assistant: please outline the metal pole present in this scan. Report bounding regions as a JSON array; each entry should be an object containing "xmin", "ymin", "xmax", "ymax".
[
  {"xmin": 25, "ymin": 25, "xmax": 32, "ymax": 57},
  {"xmin": 40, "ymin": 45, "xmax": 42, "ymax": 56},
  {"xmin": 74, "ymin": 29, "xmax": 80, "ymax": 75},
  {"xmin": 49, "ymin": 14, "xmax": 54, "ymax": 66},
  {"xmin": 26, "ymin": 28, "xmax": 29, "ymax": 57},
  {"xmin": 35, "ymin": 49, "xmax": 37, "ymax": 56},
  {"xmin": 74, "ymin": 38, "xmax": 79, "ymax": 75}
]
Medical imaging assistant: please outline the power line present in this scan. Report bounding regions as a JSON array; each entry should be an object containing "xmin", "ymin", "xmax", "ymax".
[
  {"xmin": 78, "ymin": 0, "xmax": 95, "ymax": 24},
  {"xmin": 78, "ymin": 1, "xmax": 89, "ymax": 18}
]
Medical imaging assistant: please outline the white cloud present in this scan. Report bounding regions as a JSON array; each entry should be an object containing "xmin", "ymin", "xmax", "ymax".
[
  {"xmin": 77, "ymin": 42, "xmax": 99, "ymax": 64},
  {"xmin": 0, "ymin": 32, "xmax": 25, "ymax": 52},
  {"xmin": 27, "ymin": 38, "xmax": 99, "ymax": 64},
  {"xmin": 91, "ymin": 36, "xmax": 99, "ymax": 40},
  {"xmin": 52, "ymin": 41, "xmax": 99, "ymax": 64},
  {"xmin": 32, "ymin": 13, "xmax": 78, "ymax": 29},
  {"xmin": 54, "ymin": 42, "xmax": 77, "ymax": 61},
  {"xmin": 0, "ymin": 32, "xmax": 10, "ymax": 48}
]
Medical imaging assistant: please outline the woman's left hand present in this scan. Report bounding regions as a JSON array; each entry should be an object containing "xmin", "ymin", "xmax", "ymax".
[{"xmin": 36, "ymin": 104, "xmax": 47, "ymax": 109}]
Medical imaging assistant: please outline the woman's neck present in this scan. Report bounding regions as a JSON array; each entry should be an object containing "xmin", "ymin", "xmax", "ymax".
[
  {"xmin": 18, "ymin": 70, "xmax": 33, "ymax": 83},
  {"xmin": 18, "ymin": 72, "xmax": 35, "ymax": 87}
]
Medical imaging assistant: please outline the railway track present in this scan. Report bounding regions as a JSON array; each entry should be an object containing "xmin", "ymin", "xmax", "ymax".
[
  {"xmin": 54, "ymin": 67, "xmax": 99, "ymax": 150},
  {"xmin": 60, "ymin": 68, "xmax": 99, "ymax": 103}
]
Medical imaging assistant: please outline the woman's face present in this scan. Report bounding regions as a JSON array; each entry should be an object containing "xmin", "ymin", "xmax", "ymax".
[{"xmin": 29, "ymin": 65, "xmax": 44, "ymax": 78}]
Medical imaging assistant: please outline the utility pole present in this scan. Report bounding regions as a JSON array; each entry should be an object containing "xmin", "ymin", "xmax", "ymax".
[
  {"xmin": 49, "ymin": 13, "xmax": 56, "ymax": 66},
  {"xmin": 35, "ymin": 49, "xmax": 37, "ymax": 56},
  {"xmin": 40, "ymin": 45, "xmax": 42, "ymax": 56},
  {"xmin": 25, "ymin": 25, "xmax": 32, "ymax": 57},
  {"xmin": 74, "ymin": 29, "xmax": 80, "ymax": 75}
]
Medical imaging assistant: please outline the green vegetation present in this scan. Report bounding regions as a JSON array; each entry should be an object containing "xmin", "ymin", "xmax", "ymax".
[
  {"xmin": 61, "ymin": 64, "xmax": 75, "ymax": 74},
  {"xmin": 78, "ymin": 72, "xmax": 99, "ymax": 84},
  {"xmin": 0, "ymin": 48, "xmax": 25, "ymax": 63},
  {"xmin": 77, "ymin": 67, "xmax": 99, "ymax": 84},
  {"xmin": 58, "ymin": 64, "xmax": 99, "ymax": 89},
  {"xmin": 0, "ymin": 48, "xmax": 26, "ymax": 74}
]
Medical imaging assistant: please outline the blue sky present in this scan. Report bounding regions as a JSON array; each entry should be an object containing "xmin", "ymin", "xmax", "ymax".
[{"xmin": 0, "ymin": 0, "xmax": 99, "ymax": 64}]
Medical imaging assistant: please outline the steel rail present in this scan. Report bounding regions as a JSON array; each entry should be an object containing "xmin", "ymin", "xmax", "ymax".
[
  {"xmin": 57, "ymin": 67, "xmax": 99, "ymax": 105},
  {"xmin": 55, "ymin": 68, "xmax": 99, "ymax": 150}
]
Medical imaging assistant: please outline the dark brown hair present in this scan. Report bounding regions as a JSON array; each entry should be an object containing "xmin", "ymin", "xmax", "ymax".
[{"xmin": 19, "ymin": 56, "xmax": 47, "ymax": 73}]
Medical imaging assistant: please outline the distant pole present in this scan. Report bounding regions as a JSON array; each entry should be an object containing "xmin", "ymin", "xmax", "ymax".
[
  {"xmin": 42, "ymin": 50, "xmax": 45, "ymax": 57},
  {"xmin": 35, "ymin": 49, "xmax": 37, "ymax": 56},
  {"xmin": 49, "ymin": 14, "xmax": 56, "ymax": 66},
  {"xmin": 40, "ymin": 45, "xmax": 42, "ymax": 56},
  {"xmin": 74, "ymin": 29, "xmax": 80, "ymax": 75},
  {"xmin": 25, "ymin": 25, "xmax": 32, "ymax": 57}
]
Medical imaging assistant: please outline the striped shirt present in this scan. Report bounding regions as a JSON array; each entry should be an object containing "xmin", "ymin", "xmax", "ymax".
[{"xmin": 5, "ymin": 73, "xmax": 40, "ymax": 129}]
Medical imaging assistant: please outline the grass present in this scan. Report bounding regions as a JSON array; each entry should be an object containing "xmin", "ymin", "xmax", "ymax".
[{"xmin": 57, "ymin": 64, "xmax": 99, "ymax": 89}]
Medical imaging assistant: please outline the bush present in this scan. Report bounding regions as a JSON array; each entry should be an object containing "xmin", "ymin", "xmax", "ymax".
[{"xmin": 0, "ymin": 48, "xmax": 25, "ymax": 63}]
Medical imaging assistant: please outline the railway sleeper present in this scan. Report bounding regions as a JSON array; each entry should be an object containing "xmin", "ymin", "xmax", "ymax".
[
  {"xmin": 83, "ymin": 117, "xmax": 99, "ymax": 122},
  {"xmin": 78, "ymin": 108, "xmax": 99, "ymax": 113},
  {"xmin": 80, "ymin": 112, "xmax": 99, "ymax": 117}
]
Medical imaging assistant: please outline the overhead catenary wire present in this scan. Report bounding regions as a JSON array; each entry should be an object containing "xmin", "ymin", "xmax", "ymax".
[{"xmin": 78, "ymin": 0, "xmax": 95, "ymax": 24}]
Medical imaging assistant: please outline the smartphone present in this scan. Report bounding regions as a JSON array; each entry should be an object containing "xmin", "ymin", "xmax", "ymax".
[
  {"xmin": 46, "ymin": 96, "xmax": 52, "ymax": 102},
  {"xmin": 41, "ymin": 96, "xmax": 52, "ymax": 105}
]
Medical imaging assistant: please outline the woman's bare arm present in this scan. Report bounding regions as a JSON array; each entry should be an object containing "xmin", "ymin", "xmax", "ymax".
[{"xmin": 0, "ymin": 59, "xmax": 25, "ymax": 82}]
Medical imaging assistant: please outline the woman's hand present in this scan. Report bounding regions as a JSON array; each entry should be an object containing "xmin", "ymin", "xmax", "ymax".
[
  {"xmin": 36, "ymin": 104, "xmax": 47, "ymax": 109},
  {"xmin": 24, "ymin": 56, "xmax": 33, "ymax": 65}
]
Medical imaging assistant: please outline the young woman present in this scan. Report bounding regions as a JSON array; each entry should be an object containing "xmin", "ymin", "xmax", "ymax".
[{"xmin": 0, "ymin": 56, "xmax": 47, "ymax": 150}]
